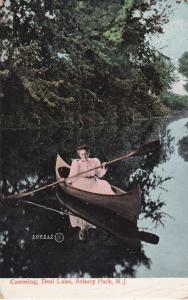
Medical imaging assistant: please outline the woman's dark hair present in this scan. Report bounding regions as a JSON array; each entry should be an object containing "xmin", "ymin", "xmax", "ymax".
[{"xmin": 76, "ymin": 144, "xmax": 90, "ymax": 151}]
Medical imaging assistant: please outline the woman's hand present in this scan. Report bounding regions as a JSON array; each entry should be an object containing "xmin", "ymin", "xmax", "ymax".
[{"xmin": 66, "ymin": 179, "xmax": 72, "ymax": 185}]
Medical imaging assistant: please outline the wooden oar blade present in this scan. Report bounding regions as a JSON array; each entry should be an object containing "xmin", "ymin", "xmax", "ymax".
[
  {"xmin": 133, "ymin": 139, "xmax": 161, "ymax": 156},
  {"xmin": 139, "ymin": 231, "xmax": 159, "ymax": 244},
  {"xmin": 107, "ymin": 140, "xmax": 161, "ymax": 166}
]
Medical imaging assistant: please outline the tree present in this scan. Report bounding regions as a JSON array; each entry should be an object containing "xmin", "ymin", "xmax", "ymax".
[
  {"xmin": 0, "ymin": 0, "xmax": 175, "ymax": 128},
  {"xmin": 179, "ymin": 52, "xmax": 188, "ymax": 92}
]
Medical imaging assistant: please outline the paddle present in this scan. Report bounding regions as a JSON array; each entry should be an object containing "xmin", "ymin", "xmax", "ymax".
[
  {"xmin": 105, "ymin": 139, "xmax": 160, "ymax": 166},
  {"xmin": 2, "ymin": 139, "xmax": 160, "ymax": 200}
]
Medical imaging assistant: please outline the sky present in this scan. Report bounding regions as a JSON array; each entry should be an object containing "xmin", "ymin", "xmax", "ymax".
[
  {"xmin": 153, "ymin": 1, "xmax": 188, "ymax": 95},
  {"xmin": 157, "ymin": 2, "xmax": 188, "ymax": 62}
]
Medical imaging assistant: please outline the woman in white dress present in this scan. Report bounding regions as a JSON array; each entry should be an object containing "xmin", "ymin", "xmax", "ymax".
[
  {"xmin": 67, "ymin": 144, "xmax": 115, "ymax": 240},
  {"xmin": 67, "ymin": 144, "xmax": 114, "ymax": 194}
]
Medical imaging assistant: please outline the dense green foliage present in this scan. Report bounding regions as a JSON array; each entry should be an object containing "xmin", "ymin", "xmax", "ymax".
[
  {"xmin": 179, "ymin": 51, "xmax": 188, "ymax": 93},
  {"xmin": 162, "ymin": 51, "xmax": 188, "ymax": 111},
  {"xmin": 164, "ymin": 93, "xmax": 188, "ymax": 110},
  {"xmin": 0, "ymin": 0, "xmax": 175, "ymax": 128}
]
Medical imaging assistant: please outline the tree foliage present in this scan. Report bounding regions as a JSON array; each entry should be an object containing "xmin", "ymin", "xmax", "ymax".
[
  {"xmin": 164, "ymin": 92, "xmax": 188, "ymax": 110},
  {"xmin": 179, "ymin": 52, "xmax": 188, "ymax": 92},
  {"xmin": 0, "ymin": 0, "xmax": 175, "ymax": 128}
]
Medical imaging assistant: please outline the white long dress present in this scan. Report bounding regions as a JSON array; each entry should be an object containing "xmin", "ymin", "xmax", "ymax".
[
  {"xmin": 68, "ymin": 158, "xmax": 115, "ymax": 229},
  {"xmin": 68, "ymin": 158, "xmax": 114, "ymax": 194}
]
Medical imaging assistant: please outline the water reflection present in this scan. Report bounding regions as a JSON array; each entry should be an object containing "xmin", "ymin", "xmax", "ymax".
[
  {"xmin": 178, "ymin": 122, "xmax": 188, "ymax": 161},
  {"xmin": 1, "ymin": 115, "xmax": 188, "ymax": 277},
  {"xmin": 1, "ymin": 196, "xmax": 152, "ymax": 277}
]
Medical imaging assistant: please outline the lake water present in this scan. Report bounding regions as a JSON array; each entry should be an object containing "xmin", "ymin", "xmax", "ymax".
[
  {"xmin": 137, "ymin": 116, "xmax": 188, "ymax": 277},
  {"xmin": 0, "ymin": 113, "xmax": 188, "ymax": 278}
]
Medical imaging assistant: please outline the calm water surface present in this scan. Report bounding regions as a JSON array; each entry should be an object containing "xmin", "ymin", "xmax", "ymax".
[
  {"xmin": 0, "ymin": 114, "xmax": 188, "ymax": 278},
  {"xmin": 137, "ymin": 117, "xmax": 188, "ymax": 277}
]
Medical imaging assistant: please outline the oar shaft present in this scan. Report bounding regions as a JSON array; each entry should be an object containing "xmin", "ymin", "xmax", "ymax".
[
  {"xmin": 3, "ymin": 140, "xmax": 159, "ymax": 200},
  {"xmin": 106, "ymin": 150, "xmax": 136, "ymax": 165},
  {"xmin": 65, "ymin": 139, "xmax": 158, "ymax": 180},
  {"xmin": 24, "ymin": 149, "xmax": 138, "ymax": 194},
  {"xmin": 20, "ymin": 180, "xmax": 63, "ymax": 197},
  {"xmin": 3, "ymin": 178, "xmax": 65, "ymax": 199}
]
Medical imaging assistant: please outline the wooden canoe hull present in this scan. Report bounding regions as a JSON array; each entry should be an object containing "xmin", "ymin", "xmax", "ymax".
[
  {"xmin": 56, "ymin": 186, "xmax": 159, "ymax": 244},
  {"xmin": 58, "ymin": 181, "xmax": 141, "ymax": 222}
]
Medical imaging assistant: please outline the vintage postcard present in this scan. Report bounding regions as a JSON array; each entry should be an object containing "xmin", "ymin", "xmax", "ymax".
[{"xmin": 0, "ymin": 0, "xmax": 188, "ymax": 299}]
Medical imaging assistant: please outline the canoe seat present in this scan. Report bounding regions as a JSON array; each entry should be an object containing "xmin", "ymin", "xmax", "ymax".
[{"xmin": 58, "ymin": 167, "xmax": 70, "ymax": 179}]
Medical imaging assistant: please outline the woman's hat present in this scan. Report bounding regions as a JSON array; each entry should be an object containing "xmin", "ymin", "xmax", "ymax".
[{"xmin": 76, "ymin": 144, "xmax": 90, "ymax": 151}]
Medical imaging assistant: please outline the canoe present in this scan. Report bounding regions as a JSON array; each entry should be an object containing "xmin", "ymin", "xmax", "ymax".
[
  {"xmin": 56, "ymin": 190, "xmax": 159, "ymax": 244},
  {"xmin": 56, "ymin": 186, "xmax": 159, "ymax": 244},
  {"xmin": 55, "ymin": 155, "xmax": 159, "ymax": 244},
  {"xmin": 55, "ymin": 154, "xmax": 141, "ymax": 223},
  {"xmin": 56, "ymin": 185, "xmax": 159, "ymax": 244}
]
